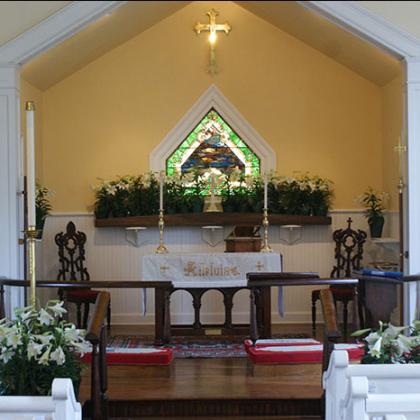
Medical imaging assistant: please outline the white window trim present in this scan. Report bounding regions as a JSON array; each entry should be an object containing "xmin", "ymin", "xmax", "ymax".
[{"xmin": 149, "ymin": 84, "xmax": 276, "ymax": 174}]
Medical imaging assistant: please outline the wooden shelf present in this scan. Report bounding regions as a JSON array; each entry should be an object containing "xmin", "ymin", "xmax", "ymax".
[{"xmin": 94, "ymin": 213, "xmax": 331, "ymax": 228}]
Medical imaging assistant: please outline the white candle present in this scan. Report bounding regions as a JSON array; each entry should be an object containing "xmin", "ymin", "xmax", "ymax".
[
  {"xmin": 159, "ymin": 171, "xmax": 164, "ymax": 211},
  {"xmin": 26, "ymin": 101, "xmax": 36, "ymax": 227},
  {"xmin": 264, "ymin": 172, "xmax": 268, "ymax": 210}
]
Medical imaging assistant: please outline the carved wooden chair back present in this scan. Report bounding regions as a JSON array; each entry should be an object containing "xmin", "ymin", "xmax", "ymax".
[
  {"xmin": 330, "ymin": 217, "xmax": 367, "ymax": 278},
  {"xmin": 55, "ymin": 221, "xmax": 90, "ymax": 282}
]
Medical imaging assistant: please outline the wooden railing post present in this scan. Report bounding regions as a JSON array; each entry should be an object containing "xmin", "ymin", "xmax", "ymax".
[
  {"xmin": 85, "ymin": 291, "xmax": 110, "ymax": 420},
  {"xmin": 0, "ymin": 283, "xmax": 5, "ymax": 318}
]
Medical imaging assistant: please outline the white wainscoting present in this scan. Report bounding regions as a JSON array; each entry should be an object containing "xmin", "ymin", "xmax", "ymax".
[{"xmin": 36, "ymin": 211, "xmax": 399, "ymax": 325}]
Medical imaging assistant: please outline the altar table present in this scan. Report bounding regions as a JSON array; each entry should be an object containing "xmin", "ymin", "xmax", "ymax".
[{"xmin": 142, "ymin": 253, "xmax": 282, "ymax": 340}]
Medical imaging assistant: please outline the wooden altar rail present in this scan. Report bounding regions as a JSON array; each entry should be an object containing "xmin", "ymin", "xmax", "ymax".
[
  {"xmin": 246, "ymin": 274, "xmax": 360, "ymax": 343},
  {"xmin": 85, "ymin": 291, "xmax": 110, "ymax": 420},
  {"xmin": 94, "ymin": 212, "xmax": 332, "ymax": 228},
  {"xmin": 0, "ymin": 279, "xmax": 173, "ymax": 344}
]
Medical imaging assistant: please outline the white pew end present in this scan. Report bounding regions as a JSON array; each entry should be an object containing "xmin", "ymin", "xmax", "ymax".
[{"xmin": 0, "ymin": 378, "xmax": 81, "ymax": 420}]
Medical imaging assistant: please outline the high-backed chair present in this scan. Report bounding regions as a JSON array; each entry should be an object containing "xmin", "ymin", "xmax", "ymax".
[
  {"xmin": 311, "ymin": 218, "xmax": 366, "ymax": 338},
  {"xmin": 55, "ymin": 221, "xmax": 111, "ymax": 329}
]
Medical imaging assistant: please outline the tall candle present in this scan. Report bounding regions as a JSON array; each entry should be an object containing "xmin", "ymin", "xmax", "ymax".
[
  {"xmin": 159, "ymin": 171, "xmax": 164, "ymax": 211},
  {"xmin": 26, "ymin": 101, "xmax": 36, "ymax": 227},
  {"xmin": 264, "ymin": 172, "xmax": 268, "ymax": 210}
]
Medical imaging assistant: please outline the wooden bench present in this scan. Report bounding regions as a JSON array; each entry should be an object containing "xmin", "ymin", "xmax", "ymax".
[
  {"xmin": 323, "ymin": 350, "xmax": 420, "ymax": 420},
  {"xmin": 0, "ymin": 378, "xmax": 81, "ymax": 420}
]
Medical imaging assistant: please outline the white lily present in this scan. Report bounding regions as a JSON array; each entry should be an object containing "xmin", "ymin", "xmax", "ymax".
[
  {"xmin": 39, "ymin": 308, "xmax": 54, "ymax": 325},
  {"xmin": 64, "ymin": 326, "xmax": 82, "ymax": 343},
  {"xmin": 365, "ymin": 332, "xmax": 381, "ymax": 350},
  {"xmin": 6, "ymin": 329, "xmax": 22, "ymax": 349},
  {"xmin": 48, "ymin": 301, "xmax": 67, "ymax": 318},
  {"xmin": 369, "ymin": 336, "xmax": 383, "ymax": 358},
  {"xmin": 71, "ymin": 340, "xmax": 91, "ymax": 356},
  {"xmin": 33, "ymin": 334, "xmax": 53, "ymax": 346},
  {"xmin": 0, "ymin": 348, "xmax": 15, "ymax": 363},
  {"xmin": 50, "ymin": 346, "xmax": 66, "ymax": 365},
  {"xmin": 383, "ymin": 324, "xmax": 407, "ymax": 341},
  {"xmin": 38, "ymin": 345, "xmax": 52, "ymax": 365},
  {"xmin": 27, "ymin": 341, "xmax": 44, "ymax": 360}
]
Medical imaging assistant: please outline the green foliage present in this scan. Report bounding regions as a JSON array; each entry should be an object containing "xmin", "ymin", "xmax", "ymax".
[
  {"xmin": 93, "ymin": 171, "xmax": 334, "ymax": 218},
  {"xmin": 35, "ymin": 183, "xmax": 52, "ymax": 233},
  {"xmin": 352, "ymin": 320, "xmax": 420, "ymax": 364},
  {"xmin": 0, "ymin": 301, "xmax": 89, "ymax": 396}
]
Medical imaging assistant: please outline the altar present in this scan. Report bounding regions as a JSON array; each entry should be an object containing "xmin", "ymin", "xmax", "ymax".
[{"xmin": 142, "ymin": 252, "xmax": 282, "ymax": 340}]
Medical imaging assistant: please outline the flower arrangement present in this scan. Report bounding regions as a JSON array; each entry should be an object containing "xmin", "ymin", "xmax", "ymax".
[
  {"xmin": 352, "ymin": 320, "xmax": 420, "ymax": 364},
  {"xmin": 93, "ymin": 171, "xmax": 334, "ymax": 218},
  {"xmin": 0, "ymin": 300, "xmax": 90, "ymax": 396},
  {"xmin": 35, "ymin": 182, "xmax": 53, "ymax": 235},
  {"xmin": 356, "ymin": 187, "xmax": 389, "ymax": 237}
]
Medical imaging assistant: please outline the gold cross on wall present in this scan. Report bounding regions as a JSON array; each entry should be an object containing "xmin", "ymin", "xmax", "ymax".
[
  {"xmin": 394, "ymin": 137, "xmax": 407, "ymax": 181},
  {"xmin": 194, "ymin": 9, "xmax": 231, "ymax": 75}
]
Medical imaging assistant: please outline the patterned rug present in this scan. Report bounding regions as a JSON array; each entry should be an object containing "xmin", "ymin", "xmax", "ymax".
[{"xmin": 107, "ymin": 334, "xmax": 309, "ymax": 359}]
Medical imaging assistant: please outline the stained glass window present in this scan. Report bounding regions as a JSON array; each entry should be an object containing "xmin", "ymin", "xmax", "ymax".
[{"xmin": 166, "ymin": 109, "xmax": 260, "ymax": 177}]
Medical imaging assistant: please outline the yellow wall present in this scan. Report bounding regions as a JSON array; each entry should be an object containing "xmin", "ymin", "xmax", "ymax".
[
  {"xmin": 381, "ymin": 73, "xmax": 403, "ymax": 211},
  {"xmin": 20, "ymin": 78, "xmax": 44, "ymax": 182},
  {"xmin": 40, "ymin": 1, "xmax": 385, "ymax": 212}
]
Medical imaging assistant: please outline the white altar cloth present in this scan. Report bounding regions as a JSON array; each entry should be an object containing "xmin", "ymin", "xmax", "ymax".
[{"xmin": 141, "ymin": 252, "xmax": 283, "ymax": 316}]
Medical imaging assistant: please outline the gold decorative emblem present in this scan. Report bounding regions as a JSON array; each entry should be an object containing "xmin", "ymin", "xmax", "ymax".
[
  {"xmin": 255, "ymin": 261, "xmax": 264, "ymax": 271},
  {"xmin": 160, "ymin": 264, "xmax": 170, "ymax": 273}
]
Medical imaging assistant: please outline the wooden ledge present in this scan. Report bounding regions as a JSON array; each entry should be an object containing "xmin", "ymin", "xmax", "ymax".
[{"xmin": 94, "ymin": 213, "xmax": 332, "ymax": 228}]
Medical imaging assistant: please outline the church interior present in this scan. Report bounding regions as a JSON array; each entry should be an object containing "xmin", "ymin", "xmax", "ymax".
[{"xmin": 2, "ymin": 1, "xmax": 420, "ymax": 419}]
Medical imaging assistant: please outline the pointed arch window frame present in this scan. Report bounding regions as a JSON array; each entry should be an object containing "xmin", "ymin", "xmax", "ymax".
[{"xmin": 150, "ymin": 85, "xmax": 276, "ymax": 174}]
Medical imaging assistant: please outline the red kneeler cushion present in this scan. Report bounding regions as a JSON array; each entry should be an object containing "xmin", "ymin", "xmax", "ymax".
[
  {"xmin": 81, "ymin": 347, "xmax": 173, "ymax": 365},
  {"xmin": 244, "ymin": 338, "xmax": 321, "ymax": 351},
  {"xmin": 246, "ymin": 343, "xmax": 364, "ymax": 364}
]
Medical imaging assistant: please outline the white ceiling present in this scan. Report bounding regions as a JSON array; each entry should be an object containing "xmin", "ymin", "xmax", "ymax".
[{"xmin": 21, "ymin": 1, "xmax": 401, "ymax": 91}]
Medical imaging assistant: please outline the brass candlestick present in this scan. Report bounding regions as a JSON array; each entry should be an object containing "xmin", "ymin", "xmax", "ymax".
[
  {"xmin": 26, "ymin": 226, "xmax": 38, "ymax": 306},
  {"xmin": 155, "ymin": 210, "xmax": 168, "ymax": 254},
  {"xmin": 260, "ymin": 208, "xmax": 272, "ymax": 253}
]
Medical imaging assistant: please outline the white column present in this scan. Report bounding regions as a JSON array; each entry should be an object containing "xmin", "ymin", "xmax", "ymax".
[
  {"xmin": 0, "ymin": 65, "xmax": 24, "ymax": 316},
  {"xmin": 404, "ymin": 57, "xmax": 420, "ymax": 323}
]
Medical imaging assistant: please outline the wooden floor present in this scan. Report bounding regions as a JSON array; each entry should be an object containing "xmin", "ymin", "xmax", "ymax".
[{"xmin": 80, "ymin": 324, "xmax": 325, "ymax": 418}]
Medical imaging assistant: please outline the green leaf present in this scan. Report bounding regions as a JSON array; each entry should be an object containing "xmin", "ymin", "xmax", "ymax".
[{"xmin": 351, "ymin": 328, "xmax": 372, "ymax": 337}]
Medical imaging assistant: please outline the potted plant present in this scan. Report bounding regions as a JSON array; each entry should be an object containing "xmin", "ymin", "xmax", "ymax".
[
  {"xmin": 356, "ymin": 187, "xmax": 388, "ymax": 238},
  {"xmin": 0, "ymin": 300, "xmax": 90, "ymax": 396},
  {"xmin": 35, "ymin": 182, "xmax": 52, "ymax": 238}
]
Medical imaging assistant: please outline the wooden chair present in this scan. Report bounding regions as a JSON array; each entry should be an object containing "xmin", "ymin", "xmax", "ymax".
[
  {"xmin": 312, "ymin": 218, "xmax": 366, "ymax": 338},
  {"xmin": 55, "ymin": 221, "xmax": 111, "ymax": 329}
]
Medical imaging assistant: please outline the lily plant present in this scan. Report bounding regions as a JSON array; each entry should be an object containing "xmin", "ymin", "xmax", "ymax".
[
  {"xmin": 0, "ymin": 300, "xmax": 90, "ymax": 395},
  {"xmin": 352, "ymin": 320, "xmax": 420, "ymax": 364}
]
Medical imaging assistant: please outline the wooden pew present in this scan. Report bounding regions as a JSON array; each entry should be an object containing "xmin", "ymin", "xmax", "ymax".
[
  {"xmin": 0, "ymin": 378, "xmax": 81, "ymax": 419},
  {"xmin": 323, "ymin": 350, "xmax": 420, "ymax": 420},
  {"xmin": 342, "ymin": 376, "xmax": 420, "ymax": 420}
]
